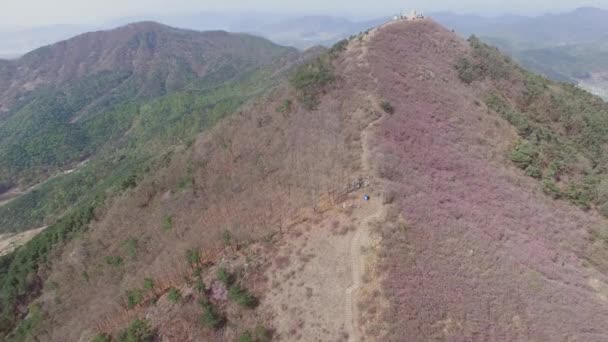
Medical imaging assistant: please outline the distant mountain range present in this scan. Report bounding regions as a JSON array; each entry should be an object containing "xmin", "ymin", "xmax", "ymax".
[
  {"xmin": 6, "ymin": 17, "xmax": 608, "ymax": 341},
  {"xmin": 0, "ymin": 21, "xmax": 295, "ymax": 111},
  {"xmin": 3, "ymin": 8, "xmax": 608, "ymax": 97},
  {"xmin": 435, "ymin": 7, "xmax": 608, "ymax": 48},
  {"xmin": 0, "ymin": 13, "xmax": 388, "ymax": 55},
  {"xmin": 3, "ymin": 7, "xmax": 608, "ymax": 54}
]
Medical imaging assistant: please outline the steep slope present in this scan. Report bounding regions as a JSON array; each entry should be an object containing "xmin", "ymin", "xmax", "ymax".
[
  {"xmin": 6, "ymin": 17, "xmax": 608, "ymax": 342},
  {"xmin": 0, "ymin": 20, "xmax": 296, "ymax": 181},
  {"xmin": 0, "ymin": 22, "xmax": 298, "ymax": 233},
  {"xmin": 362, "ymin": 20, "xmax": 608, "ymax": 341}
]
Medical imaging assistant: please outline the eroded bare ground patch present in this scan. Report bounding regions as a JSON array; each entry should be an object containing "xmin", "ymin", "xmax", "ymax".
[
  {"xmin": 260, "ymin": 193, "xmax": 370, "ymax": 341},
  {"xmin": 264, "ymin": 227, "xmax": 351, "ymax": 341},
  {"xmin": 0, "ymin": 226, "xmax": 48, "ymax": 256}
]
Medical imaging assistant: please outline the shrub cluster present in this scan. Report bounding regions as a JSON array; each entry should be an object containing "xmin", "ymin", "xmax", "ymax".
[
  {"xmin": 381, "ymin": 101, "xmax": 395, "ymax": 114},
  {"xmin": 105, "ymin": 255, "xmax": 124, "ymax": 267},
  {"xmin": 185, "ymin": 248, "xmax": 201, "ymax": 267},
  {"xmin": 228, "ymin": 284, "xmax": 257, "ymax": 308},
  {"xmin": 275, "ymin": 99, "xmax": 293, "ymax": 114},
  {"xmin": 123, "ymin": 238, "xmax": 139, "ymax": 259},
  {"xmin": 329, "ymin": 39, "xmax": 349, "ymax": 58},
  {"xmin": 162, "ymin": 215, "xmax": 173, "ymax": 232},
  {"xmin": 92, "ymin": 333, "xmax": 111, "ymax": 342},
  {"xmin": 126, "ymin": 288, "xmax": 145, "ymax": 309},
  {"xmin": 167, "ymin": 287, "xmax": 182, "ymax": 304},
  {"xmin": 217, "ymin": 267, "xmax": 232, "ymax": 286},
  {"xmin": 239, "ymin": 326, "xmax": 272, "ymax": 342},
  {"xmin": 290, "ymin": 57, "xmax": 335, "ymax": 110},
  {"xmin": 117, "ymin": 319, "xmax": 154, "ymax": 342},
  {"xmin": 455, "ymin": 35, "xmax": 511, "ymax": 84},
  {"xmin": 199, "ymin": 299, "xmax": 224, "ymax": 329}
]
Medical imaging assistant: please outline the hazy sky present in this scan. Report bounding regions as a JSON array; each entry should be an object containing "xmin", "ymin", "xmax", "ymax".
[{"xmin": 2, "ymin": 0, "xmax": 608, "ymax": 27}]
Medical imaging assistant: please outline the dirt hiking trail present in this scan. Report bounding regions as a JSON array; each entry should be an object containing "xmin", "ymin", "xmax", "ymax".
[{"xmin": 344, "ymin": 104, "xmax": 387, "ymax": 341}]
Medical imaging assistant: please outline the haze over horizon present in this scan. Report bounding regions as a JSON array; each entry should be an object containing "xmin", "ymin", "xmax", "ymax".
[{"xmin": 1, "ymin": 0, "xmax": 608, "ymax": 28}]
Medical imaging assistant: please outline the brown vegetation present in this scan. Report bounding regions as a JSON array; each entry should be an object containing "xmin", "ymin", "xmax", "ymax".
[{"xmin": 26, "ymin": 37, "xmax": 380, "ymax": 339}]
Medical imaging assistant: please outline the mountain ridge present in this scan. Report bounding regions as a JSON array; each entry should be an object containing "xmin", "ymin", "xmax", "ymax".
[{"xmin": 1, "ymin": 21, "xmax": 297, "ymax": 109}]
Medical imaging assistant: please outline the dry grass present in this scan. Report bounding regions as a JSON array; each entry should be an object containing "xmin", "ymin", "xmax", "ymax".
[
  {"xmin": 259, "ymin": 198, "xmax": 371, "ymax": 341},
  {"xmin": 29, "ymin": 42, "xmax": 377, "ymax": 340}
]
